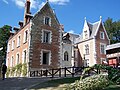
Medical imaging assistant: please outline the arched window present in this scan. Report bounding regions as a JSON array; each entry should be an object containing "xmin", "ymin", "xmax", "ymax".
[{"xmin": 64, "ymin": 51, "xmax": 68, "ymax": 61}]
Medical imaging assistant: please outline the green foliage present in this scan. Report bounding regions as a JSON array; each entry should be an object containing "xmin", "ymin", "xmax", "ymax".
[
  {"xmin": 6, "ymin": 63, "xmax": 27, "ymax": 77},
  {"xmin": 80, "ymin": 67, "xmax": 92, "ymax": 80},
  {"xmin": 0, "ymin": 25, "xmax": 11, "ymax": 63},
  {"xmin": 15, "ymin": 63, "xmax": 22, "ymax": 76},
  {"xmin": 22, "ymin": 63, "xmax": 27, "ymax": 76},
  {"xmin": 65, "ymin": 74, "xmax": 109, "ymax": 90},
  {"xmin": 104, "ymin": 18, "xmax": 120, "ymax": 44},
  {"xmin": 93, "ymin": 64, "xmax": 120, "ymax": 84},
  {"xmin": 6, "ymin": 67, "xmax": 10, "ymax": 77}
]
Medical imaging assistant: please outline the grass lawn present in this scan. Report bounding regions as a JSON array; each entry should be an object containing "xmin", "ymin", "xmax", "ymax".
[{"xmin": 30, "ymin": 77, "xmax": 80, "ymax": 90}]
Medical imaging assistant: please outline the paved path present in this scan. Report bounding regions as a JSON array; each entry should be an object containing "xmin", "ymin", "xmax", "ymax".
[{"xmin": 0, "ymin": 77, "xmax": 51, "ymax": 90}]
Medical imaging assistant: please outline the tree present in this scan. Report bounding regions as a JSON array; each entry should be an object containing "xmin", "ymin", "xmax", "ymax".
[
  {"xmin": 104, "ymin": 18, "xmax": 120, "ymax": 44},
  {"xmin": 0, "ymin": 25, "xmax": 11, "ymax": 64}
]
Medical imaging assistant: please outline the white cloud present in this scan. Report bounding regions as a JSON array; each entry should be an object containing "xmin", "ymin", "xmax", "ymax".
[
  {"xmin": 2, "ymin": 0, "xmax": 9, "ymax": 4},
  {"xmin": 12, "ymin": 0, "xmax": 70, "ymax": 9},
  {"xmin": 12, "ymin": 0, "xmax": 39, "ymax": 9},
  {"xmin": 49, "ymin": 0, "xmax": 70, "ymax": 5},
  {"xmin": 68, "ymin": 30, "xmax": 75, "ymax": 34}
]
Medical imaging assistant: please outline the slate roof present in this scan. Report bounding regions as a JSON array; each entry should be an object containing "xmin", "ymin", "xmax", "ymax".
[{"xmin": 87, "ymin": 21, "xmax": 100, "ymax": 38}]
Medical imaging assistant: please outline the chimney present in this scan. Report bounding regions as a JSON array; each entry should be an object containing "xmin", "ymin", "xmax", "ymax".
[
  {"xmin": 19, "ymin": 21, "xmax": 23, "ymax": 28},
  {"xmin": 24, "ymin": 0, "xmax": 31, "ymax": 25},
  {"xmin": 13, "ymin": 27, "xmax": 19, "ymax": 33}
]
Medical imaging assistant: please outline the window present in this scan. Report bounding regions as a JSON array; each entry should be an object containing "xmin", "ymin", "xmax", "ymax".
[
  {"xmin": 24, "ymin": 30, "xmax": 28, "ymax": 43},
  {"xmin": 84, "ymin": 30, "xmax": 87, "ymax": 38},
  {"xmin": 11, "ymin": 56, "xmax": 14, "ymax": 67},
  {"xmin": 64, "ymin": 51, "xmax": 69, "ymax": 61},
  {"xmin": 100, "ymin": 43, "xmax": 106, "ymax": 54},
  {"xmin": 85, "ymin": 44, "xmax": 89, "ymax": 55},
  {"xmin": 42, "ymin": 30, "xmax": 51, "ymax": 43},
  {"xmin": 8, "ymin": 43, "xmax": 10, "ymax": 52},
  {"xmin": 17, "ymin": 36, "xmax": 20, "ymax": 47},
  {"xmin": 44, "ymin": 16, "xmax": 51, "ymax": 26},
  {"xmin": 84, "ymin": 59, "xmax": 89, "ymax": 67},
  {"xmin": 23, "ymin": 50, "xmax": 27, "ymax": 63},
  {"xmin": 100, "ymin": 31, "xmax": 104, "ymax": 39},
  {"xmin": 42, "ymin": 51, "xmax": 50, "ymax": 65},
  {"xmin": 12, "ymin": 40, "xmax": 15, "ymax": 50},
  {"xmin": 16, "ymin": 53, "xmax": 19, "ymax": 64}
]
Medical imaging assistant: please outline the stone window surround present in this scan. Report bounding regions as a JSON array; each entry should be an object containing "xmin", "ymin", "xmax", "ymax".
[
  {"xmin": 17, "ymin": 35, "xmax": 21, "ymax": 47},
  {"xmin": 23, "ymin": 29, "xmax": 28, "ymax": 44},
  {"xmin": 12, "ymin": 39, "xmax": 15, "ymax": 51},
  {"xmin": 22, "ymin": 48, "xmax": 27, "ymax": 64},
  {"xmin": 41, "ymin": 29, "xmax": 52, "ymax": 44},
  {"xmin": 16, "ymin": 52, "xmax": 20, "ymax": 65},
  {"xmin": 44, "ymin": 16, "xmax": 51, "ymax": 26},
  {"xmin": 100, "ymin": 43, "xmax": 106, "ymax": 54},
  {"xmin": 40, "ymin": 49, "xmax": 51, "ymax": 65},
  {"xmin": 100, "ymin": 31, "xmax": 105, "ymax": 39}
]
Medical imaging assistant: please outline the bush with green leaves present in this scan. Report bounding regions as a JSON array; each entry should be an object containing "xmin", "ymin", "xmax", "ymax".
[
  {"xmin": 65, "ymin": 74, "xmax": 109, "ymax": 90},
  {"xmin": 93, "ymin": 64, "xmax": 120, "ymax": 84}
]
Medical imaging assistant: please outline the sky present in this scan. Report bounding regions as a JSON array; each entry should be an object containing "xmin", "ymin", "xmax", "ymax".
[{"xmin": 0, "ymin": 0, "xmax": 120, "ymax": 34}]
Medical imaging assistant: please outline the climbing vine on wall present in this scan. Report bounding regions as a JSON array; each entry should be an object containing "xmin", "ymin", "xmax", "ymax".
[{"xmin": 6, "ymin": 63, "xmax": 27, "ymax": 77}]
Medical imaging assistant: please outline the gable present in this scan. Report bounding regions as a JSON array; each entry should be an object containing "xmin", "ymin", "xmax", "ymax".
[
  {"xmin": 32, "ymin": 2, "xmax": 60, "ymax": 27},
  {"xmin": 95, "ymin": 22, "xmax": 109, "ymax": 41}
]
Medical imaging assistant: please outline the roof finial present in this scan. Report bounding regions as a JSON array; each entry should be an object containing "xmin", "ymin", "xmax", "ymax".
[
  {"xmin": 84, "ymin": 17, "xmax": 86, "ymax": 20},
  {"xmin": 100, "ymin": 16, "xmax": 102, "ymax": 21},
  {"xmin": 47, "ymin": 0, "xmax": 49, "ymax": 2}
]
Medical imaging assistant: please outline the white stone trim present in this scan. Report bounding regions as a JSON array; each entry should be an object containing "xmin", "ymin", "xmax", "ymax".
[
  {"xmin": 41, "ymin": 29, "xmax": 52, "ymax": 44},
  {"xmin": 100, "ymin": 43, "xmax": 106, "ymax": 54},
  {"xmin": 16, "ymin": 52, "xmax": 20, "ymax": 65},
  {"xmin": 11, "ymin": 39, "xmax": 15, "ymax": 50},
  {"xmin": 23, "ymin": 28, "xmax": 28, "ymax": 44},
  {"xmin": 40, "ymin": 49, "xmax": 51, "ymax": 65},
  {"xmin": 11, "ymin": 55, "xmax": 14, "ymax": 67},
  {"xmin": 100, "ymin": 31, "xmax": 105, "ymax": 39},
  {"xmin": 22, "ymin": 48, "xmax": 27, "ymax": 64},
  {"xmin": 17, "ymin": 35, "xmax": 21, "ymax": 47},
  {"xmin": 44, "ymin": 16, "xmax": 51, "ymax": 26}
]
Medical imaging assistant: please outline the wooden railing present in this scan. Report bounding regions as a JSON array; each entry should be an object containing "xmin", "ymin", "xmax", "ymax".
[{"xmin": 30, "ymin": 67, "xmax": 85, "ymax": 78}]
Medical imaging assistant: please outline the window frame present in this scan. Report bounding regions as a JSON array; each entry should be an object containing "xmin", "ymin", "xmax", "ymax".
[
  {"xmin": 12, "ymin": 40, "xmax": 15, "ymax": 50},
  {"xmin": 64, "ymin": 51, "xmax": 69, "ymax": 61},
  {"xmin": 16, "ymin": 53, "xmax": 20, "ymax": 64},
  {"xmin": 44, "ymin": 16, "xmax": 51, "ymax": 26},
  {"xmin": 41, "ymin": 49, "xmax": 51, "ymax": 65},
  {"xmin": 100, "ymin": 43, "xmax": 106, "ymax": 54},
  {"xmin": 85, "ymin": 44, "xmax": 89, "ymax": 55},
  {"xmin": 17, "ymin": 35, "xmax": 21, "ymax": 47},
  {"xmin": 23, "ymin": 30, "xmax": 28, "ymax": 44},
  {"xmin": 42, "ymin": 29, "xmax": 52, "ymax": 44},
  {"xmin": 100, "ymin": 31, "xmax": 105, "ymax": 39}
]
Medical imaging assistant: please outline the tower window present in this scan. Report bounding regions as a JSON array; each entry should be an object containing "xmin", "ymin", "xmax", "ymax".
[{"xmin": 44, "ymin": 17, "xmax": 51, "ymax": 26}]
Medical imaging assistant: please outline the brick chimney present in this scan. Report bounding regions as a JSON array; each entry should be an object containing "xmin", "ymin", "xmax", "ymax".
[{"xmin": 24, "ymin": 0, "xmax": 31, "ymax": 25}]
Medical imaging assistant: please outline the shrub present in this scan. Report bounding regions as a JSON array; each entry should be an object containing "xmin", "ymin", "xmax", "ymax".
[
  {"xmin": 65, "ymin": 74, "xmax": 109, "ymax": 90},
  {"xmin": 22, "ymin": 63, "xmax": 27, "ymax": 76}
]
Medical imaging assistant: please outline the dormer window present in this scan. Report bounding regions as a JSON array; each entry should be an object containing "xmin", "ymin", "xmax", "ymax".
[
  {"xmin": 44, "ymin": 16, "xmax": 51, "ymax": 26},
  {"xmin": 100, "ymin": 31, "xmax": 104, "ymax": 39}
]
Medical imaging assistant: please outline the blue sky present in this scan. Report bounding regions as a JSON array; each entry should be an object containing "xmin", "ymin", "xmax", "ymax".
[{"xmin": 0, "ymin": 0, "xmax": 120, "ymax": 34}]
